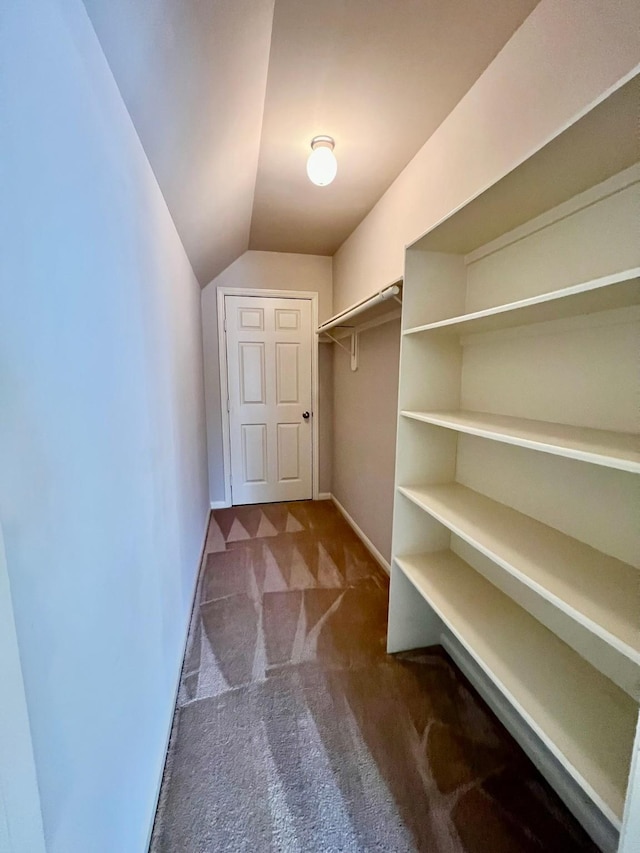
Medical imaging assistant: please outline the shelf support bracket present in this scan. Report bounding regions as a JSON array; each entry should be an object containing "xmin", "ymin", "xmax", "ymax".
[
  {"xmin": 322, "ymin": 331, "xmax": 351, "ymax": 355},
  {"xmin": 321, "ymin": 330, "xmax": 359, "ymax": 370},
  {"xmin": 350, "ymin": 331, "xmax": 359, "ymax": 371}
]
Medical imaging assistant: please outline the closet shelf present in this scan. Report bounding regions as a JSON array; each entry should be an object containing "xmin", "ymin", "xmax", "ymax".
[
  {"xmin": 317, "ymin": 281, "xmax": 402, "ymax": 335},
  {"xmin": 403, "ymin": 270, "xmax": 640, "ymax": 337},
  {"xmin": 318, "ymin": 281, "xmax": 402, "ymax": 370},
  {"xmin": 397, "ymin": 483, "xmax": 640, "ymax": 694},
  {"xmin": 394, "ymin": 550, "xmax": 637, "ymax": 825},
  {"xmin": 401, "ymin": 410, "xmax": 640, "ymax": 473}
]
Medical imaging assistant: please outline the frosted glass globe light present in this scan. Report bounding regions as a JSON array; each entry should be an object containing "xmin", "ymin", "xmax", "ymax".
[{"xmin": 306, "ymin": 136, "xmax": 337, "ymax": 186}]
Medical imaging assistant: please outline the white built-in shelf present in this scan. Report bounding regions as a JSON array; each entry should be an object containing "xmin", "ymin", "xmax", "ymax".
[
  {"xmin": 401, "ymin": 410, "xmax": 640, "ymax": 473},
  {"xmin": 397, "ymin": 483, "xmax": 640, "ymax": 695},
  {"xmin": 391, "ymin": 96, "xmax": 640, "ymax": 847},
  {"xmin": 403, "ymin": 271, "xmax": 640, "ymax": 338},
  {"xmin": 412, "ymin": 80, "xmax": 638, "ymax": 256},
  {"xmin": 394, "ymin": 550, "xmax": 638, "ymax": 825}
]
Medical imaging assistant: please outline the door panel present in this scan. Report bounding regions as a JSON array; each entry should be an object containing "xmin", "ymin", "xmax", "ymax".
[
  {"xmin": 241, "ymin": 424, "xmax": 268, "ymax": 483},
  {"xmin": 225, "ymin": 295, "xmax": 313, "ymax": 504},
  {"xmin": 277, "ymin": 423, "xmax": 301, "ymax": 481},
  {"xmin": 238, "ymin": 307, "xmax": 264, "ymax": 330},
  {"xmin": 275, "ymin": 308, "xmax": 301, "ymax": 330},
  {"xmin": 276, "ymin": 342, "xmax": 300, "ymax": 404},
  {"xmin": 239, "ymin": 342, "xmax": 265, "ymax": 404}
]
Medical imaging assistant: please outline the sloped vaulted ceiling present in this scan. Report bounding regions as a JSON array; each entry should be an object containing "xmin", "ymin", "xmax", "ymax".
[
  {"xmin": 83, "ymin": 0, "xmax": 540, "ymax": 285},
  {"xmin": 82, "ymin": 0, "xmax": 275, "ymax": 284}
]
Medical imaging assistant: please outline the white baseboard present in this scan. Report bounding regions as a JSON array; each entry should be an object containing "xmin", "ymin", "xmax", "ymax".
[
  {"xmin": 329, "ymin": 494, "xmax": 391, "ymax": 575},
  {"xmin": 213, "ymin": 497, "xmax": 332, "ymax": 508},
  {"xmin": 210, "ymin": 499, "xmax": 230, "ymax": 510},
  {"xmin": 440, "ymin": 632, "xmax": 619, "ymax": 853},
  {"xmin": 145, "ymin": 507, "xmax": 211, "ymax": 852}
]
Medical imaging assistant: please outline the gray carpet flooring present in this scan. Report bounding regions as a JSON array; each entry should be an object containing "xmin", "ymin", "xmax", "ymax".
[{"xmin": 149, "ymin": 500, "xmax": 600, "ymax": 853}]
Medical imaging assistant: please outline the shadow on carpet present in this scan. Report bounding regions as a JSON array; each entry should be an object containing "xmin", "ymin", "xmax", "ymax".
[{"xmin": 149, "ymin": 500, "xmax": 600, "ymax": 853}]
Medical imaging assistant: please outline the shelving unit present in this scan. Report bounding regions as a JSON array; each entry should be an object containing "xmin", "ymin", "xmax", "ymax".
[
  {"xmin": 403, "ymin": 270, "xmax": 639, "ymax": 338},
  {"xmin": 400, "ymin": 410, "xmax": 640, "ymax": 472},
  {"xmin": 395, "ymin": 550, "xmax": 638, "ymax": 824},
  {"xmin": 397, "ymin": 483, "xmax": 639, "ymax": 696},
  {"xmin": 388, "ymin": 78, "xmax": 640, "ymax": 853}
]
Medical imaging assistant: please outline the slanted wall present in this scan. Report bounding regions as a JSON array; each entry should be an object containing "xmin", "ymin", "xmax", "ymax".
[{"xmin": 0, "ymin": 0, "xmax": 210, "ymax": 850}]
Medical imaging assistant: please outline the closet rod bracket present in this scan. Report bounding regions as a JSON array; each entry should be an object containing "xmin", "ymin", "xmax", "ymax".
[
  {"xmin": 322, "ymin": 331, "xmax": 352, "ymax": 356},
  {"xmin": 321, "ymin": 330, "xmax": 359, "ymax": 370}
]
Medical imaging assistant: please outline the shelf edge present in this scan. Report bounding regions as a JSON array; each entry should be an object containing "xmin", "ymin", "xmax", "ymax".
[
  {"xmin": 402, "ymin": 268, "xmax": 640, "ymax": 337},
  {"xmin": 400, "ymin": 411, "xmax": 640, "ymax": 474},
  {"xmin": 394, "ymin": 553, "xmax": 626, "ymax": 828},
  {"xmin": 397, "ymin": 484, "xmax": 640, "ymax": 668}
]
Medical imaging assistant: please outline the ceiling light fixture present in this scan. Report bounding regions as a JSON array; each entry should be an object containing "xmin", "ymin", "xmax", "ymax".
[{"xmin": 306, "ymin": 136, "xmax": 337, "ymax": 186}]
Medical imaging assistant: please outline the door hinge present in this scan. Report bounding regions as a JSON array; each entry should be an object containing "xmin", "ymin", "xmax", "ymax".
[
  {"xmin": 223, "ymin": 317, "xmax": 227, "ymax": 332},
  {"xmin": 226, "ymin": 398, "xmax": 230, "ymax": 412}
]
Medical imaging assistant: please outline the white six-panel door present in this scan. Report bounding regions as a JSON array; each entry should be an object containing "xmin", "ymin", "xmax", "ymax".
[{"xmin": 225, "ymin": 295, "xmax": 313, "ymax": 504}]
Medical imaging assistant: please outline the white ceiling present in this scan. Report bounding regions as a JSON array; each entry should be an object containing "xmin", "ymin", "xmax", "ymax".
[{"xmin": 83, "ymin": 0, "xmax": 540, "ymax": 285}]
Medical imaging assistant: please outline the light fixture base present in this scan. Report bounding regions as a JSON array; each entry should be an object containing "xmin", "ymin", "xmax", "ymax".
[{"xmin": 310, "ymin": 135, "xmax": 335, "ymax": 151}]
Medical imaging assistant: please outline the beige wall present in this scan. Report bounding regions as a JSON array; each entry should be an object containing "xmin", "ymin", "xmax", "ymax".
[
  {"xmin": 202, "ymin": 250, "xmax": 333, "ymax": 504},
  {"xmin": 1, "ymin": 1, "xmax": 210, "ymax": 847},
  {"xmin": 333, "ymin": 0, "xmax": 640, "ymax": 310},
  {"xmin": 331, "ymin": 0, "xmax": 640, "ymax": 562},
  {"xmin": 332, "ymin": 320, "xmax": 401, "ymax": 563}
]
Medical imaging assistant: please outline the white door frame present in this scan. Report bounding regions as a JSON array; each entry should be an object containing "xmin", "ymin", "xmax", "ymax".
[{"xmin": 217, "ymin": 287, "xmax": 319, "ymax": 507}]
